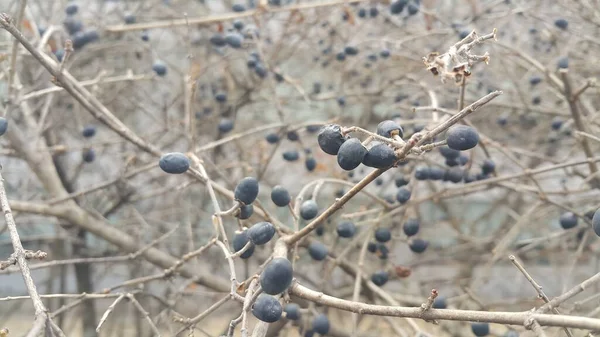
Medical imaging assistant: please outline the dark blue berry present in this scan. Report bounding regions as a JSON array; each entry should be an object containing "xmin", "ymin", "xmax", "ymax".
[
  {"xmin": 318, "ymin": 124, "xmax": 346, "ymax": 155},
  {"xmin": 260, "ymin": 257, "xmax": 293, "ymax": 294},
  {"xmin": 377, "ymin": 120, "xmax": 403, "ymax": 138},
  {"xmin": 215, "ymin": 92, "xmax": 227, "ymax": 102},
  {"xmin": 409, "ymin": 238, "xmax": 428, "ymax": 253},
  {"xmin": 377, "ymin": 243, "xmax": 389, "ymax": 259},
  {"xmin": 439, "ymin": 146, "xmax": 460, "ymax": 159},
  {"xmin": 415, "ymin": 166, "xmax": 430, "ymax": 180},
  {"xmin": 284, "ymin": 303, "xmax": 301, "ymax": 320},
  {"xmin": 210, "ymin": 34, "xmax": 227, "ymax": 47},
  {"xmin": 286, "ymin": 130, "xmax": 300, "ymax": 141},
  {"xmin": 396, "ymin": 187, "xmax": 411, "ymax": 203},
  {"xmin": 471, "ymin": 322, "xmax": 490, "ymax": 336},
  {"xmin": 529, "ymin": 76, "xmax": 542, "ymax": 86},
  {"xmin": 344, "ymin": 46, "xmax": 359, "ymax": 56},
  {"xmin": 445, "ymin": 168, "xmax": 464, "ymax": 183},
  {"xmin": 395, "ymin": 176, "xmax": 410, "ymax": 187},
  {"xmin": 225, "ymin": 32, "xmax": 244, "ymax": 48},
  {"xmin": 407, "ymin": 3, "xmax": 419, "ymax": 15},
  {"xmin": 337, "ymin": 138, "xmax": 367, "ymax": 171},
  {"xmin": 234, "ymin": 177, "xmax": 259, "ymax": 205},
  {"xmin": 82, "ymin": 125, "xmax": 96, "ymax": 138},
  {"xmin": 232, "ymin": 3, "xmax": 246, "ymax": 12},
  {"xmin": 481, "ymin": 159, "xmax": 495, "ymax": 174},
  {"xmin": 390, "ymin": 0, "xmax": 407, "ymax": 14},
  {"xmin": 375, "ymin": 228, "xmax": 391, "ymax": 243},
  {"xmin": 218, "ymin": 119, "xmax": 234, "ymax": 133},
  {"xmin": 65, "ymin": 3, "xmax": 78, "ymax": 15},
  {"xmin": 271, "ymin": 185, "xmax": 291, "ymax": 207},
  {"xmin": 336, "ymin": 221, "xmax": 357, "ymax": 238},
  {"xmin": 551, "ymin": 118, "xmax": 563, "ymax": 130},
  {"xmin": 159, "ymin": 152, "xmax": 189, "ymax": 174},
  {"xmin": 305, "ymin": 157, "xmax": 317, "ymax": 171},
  {"xmin": 283, "ymin": 150, "xmax": 300, "ymax": 161},
  {"xmin": 300, "ymin": 200, "xmax": 319, "ymax": 220},
  {"xmin": 593, "ymin": 209, "xmax": 600, "ymax": 237},
  {"xmin": 233, "ymin": 230, "xmax": 255, "ymax": 259},
  {"xmin": 152, "ymin": 61, "xmax": 167, "ymax": 76},
  {"xmin": 403, "ymin": 218, "xmax": 419, "ymax": 236},
  {"xmin": 446, "ymin": 125, "xmax": 479, "ymax": 151},
  {"xmin": 252, "ymin": 294, "xmax": 282, "ymax": 322},
  {"xmin": 82, "ymin": 148, "xmax": 95, "ymax": 163},
  {"xmin": 248, "ymin": 222, "xmax": 275, "ymax": 245},
  {"xmin": 371, "ymin": 271, "xmax": 389, "ymax": 286},
  {"xmin": 266, "ymin": 132, "xmax": 280, "ymax": 144},
  {"xmin": 558, "ymin": 57, "xmax": 569, "ymax": 69},
  {"xmin": 237, "ymin": 204, "xmax": 253, "ymax": 219},
  {"xmin": 429, "ymin": 167, "xmax": 445, "ymax": 180},
  {"xmin": 312, "ymin": 314, "xmax": 330, "ymax": 335},
  {"xmin": 554, "ymin": 18, "xmax": 568, "ymax": 30},
  {"xmin": 308, "ymin": 241, "xmax": 328, "ymax": 261},
  {"xmin": 559, "ymin": 212, "xmax": 578, "ymax": 229},
  {"xmin": 433, "ymin": 297, "xmax": 447, "ymax": 309},
  {"xmin": 363, "ymin": 143, "xmax": 396, "ymax": 168},
  {"xmin": 124, "ymin": 13, "xmax": 136, "ymax": 24}
]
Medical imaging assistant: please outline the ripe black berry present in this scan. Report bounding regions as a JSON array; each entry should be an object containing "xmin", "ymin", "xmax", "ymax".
[
  {"xmin": 159, "ymin": 152, "xmax": 190, "ymax": 174},
  {"xmin": 336, "ymin": 221, "xmax": 357, "ymax": 238},
  {"xmin": 300, "ymin": 200, "xmax": 319, "ymax": 220},
  {"xmin": 271, "ymin": 185, "xmax": 291, "ymax": 207},
  {"xmin": 409, "ymin": 238, "xmax": 428, "ymax": 253},
  {"xmin": 376, "ymin": 120, "xmax": 403, "ymax": 138},
  {"xmin": 363, "ymin": 143, "xmax": 397, "ymax": 168},
  {"xmin": 318, "ymin": 124, "xmax": 346, "ymax": 155},
  {"xmin": 396, "ymin": 187, "xmax": 411, "ymax": 204},
  {"xmin": 312, "ymin": 314, "xmax": 330, "ymax": 335},
  {"xmin": 403, "ymin": 218, "xmax": 419, "ymax": 236},
  {"xmin": 252, "ymin": 294, "xmax": 282, "ymax": 323},
  {"xmin": 414, "ymin": 166, "xmax": 430, "ymax": 180},
  {"xmin": 284, "ymin": 303, "xmax": 301, "ymax": 320},
  {"xmin": 471, "ymin": 322, "xmax": 490, "ymax": 336},
  {"xmin": 234, "ymin": 177, "xmax": 259, "ymax": 205},
  {"xmin": 305, "ymin": 157, "xmax": 317, "ymax": 171},
  {"xmin": 248, "ymin": 222, "xmax": 275, "ymax": 245},
  {"xmin": 375, "ymin": 228, "xmax": 391, "ymax": 243},
  {"xmin": 371, "ymin": 271, "xmax": 389, "ymax": 286},
  {"xmin": 266, "ymin": 133, "xmax": 280, "ymax": 144},
  {"xmin": 232, "ymin": 230, "xmax": 255, "ymax": 259},
  {"xmin": 308, "ymin": 241, "xmax": 328, "ymax": 261},
  {"xmin": 593, "ymin": 209, "xmax": 600, "ymax": 237},
  {"xmin": 236, "ymin": 204, "xmax": 253, "ymax": 219},
  {"xmin": 446, "ymin": 125, "xmax": 479, "ymax": 151},
  {"xmin": 432, "ymin": 297, "xmax": 447, "ymax": 309},
  {"xmin": 337, "ymin": 138, "xmax": 367, "ymax": 171},
  {"xmin": 82, "ymin": 125, "xmax": 96, "ymax": 138},
  {"xmin": 283, "ymin": 150, "xmax": 300, "ymax": 161},
  {"xmin": 260, "ymin": 257, "xmax": 293, "ymax": 295},
  {"xmin": 554, "ymin": 18, "xmax": 568, "ymax": 30},
  {"xmin": 559, "ymin": 212, "xmax": 578, "ymax": 229}
]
